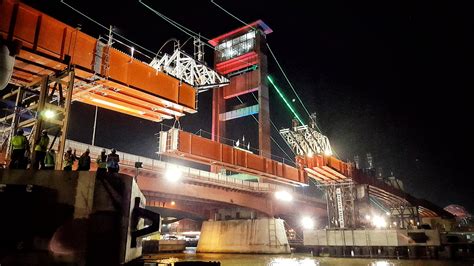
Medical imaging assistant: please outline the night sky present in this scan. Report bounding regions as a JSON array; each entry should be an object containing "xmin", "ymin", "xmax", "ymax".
[{"xmin": 25, "ymin": 1, "xmax": 473, "ymax": 212}]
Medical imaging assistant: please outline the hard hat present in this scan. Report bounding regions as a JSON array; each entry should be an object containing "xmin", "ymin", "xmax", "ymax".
[
  {"xmin": 111, "ymin": 148, "xmax": 116, "ymax": 153},
  {"xmin": 101, "ymin": 148, "xmax": 106, "ymax": 153},
  {"xmin": 17, "ymin": 128, "xmax": 24, "ymax": 135},
  {"xmin": 67, "ymin": 147, "xmax": 72, "ymax": 152},
  {"xmin": 41, "ymin": 129, "xmax": 47, "ymax": 135}
]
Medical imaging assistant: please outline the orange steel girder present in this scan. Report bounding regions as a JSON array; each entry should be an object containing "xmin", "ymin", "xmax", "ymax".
[
  {"xmin": 159, "ymin": 129, "xmax": 308, "ymax": 186},
  {"xmin": 1, "ymin": 0, "xmax": 197, "ymax": 121}
]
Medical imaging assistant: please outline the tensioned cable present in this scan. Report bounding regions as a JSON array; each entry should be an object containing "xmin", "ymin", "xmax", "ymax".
[
  {"xmin": 210, "ymin": 0, "xmax": 256, "ymax": 31},
  {"xmin": 207, "ymin": 1, "xmax": 340, "ymax": 158},
  {"xmin": 250, "ymin": 92, "xmax": 296, "ymax": 155},
  {"xmin": 209, "ymin": 0, "xmax": 323, "ymax": 133},
  {"xmin": 61, "ymin": 0, "xmax": 156, "ymax": 58},
  {"xmin": 235, "ymin": 95, "xmax": 295, "ymax": 163}
]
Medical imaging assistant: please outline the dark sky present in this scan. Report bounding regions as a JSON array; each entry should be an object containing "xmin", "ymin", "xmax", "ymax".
[{"xmin": 26, "ymin": 1, "xmax": 473, "ymax": 212}]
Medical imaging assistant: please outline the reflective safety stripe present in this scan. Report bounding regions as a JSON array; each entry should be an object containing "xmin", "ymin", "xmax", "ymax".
[
  {"xmin": 11, "ymin": 135, "xmax": 27, "ymax": 149},
  {"xmin": 35, "ymin": 136, "xmax": 49, "ymax": 152},
  {"xmin": 44, "ymin": 152, "xmax": 55, "ymax": 167}
]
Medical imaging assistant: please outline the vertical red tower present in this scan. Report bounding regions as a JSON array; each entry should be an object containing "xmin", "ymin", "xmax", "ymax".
[{"xmin": 209, "ymin": 20, "xmax": 273, "ymax": 157}]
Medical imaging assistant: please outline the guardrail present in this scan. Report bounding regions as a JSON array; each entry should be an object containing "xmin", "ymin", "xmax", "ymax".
[{"xmin": 65, "ymin": 140, "xmax": 282, "ymax": 193}]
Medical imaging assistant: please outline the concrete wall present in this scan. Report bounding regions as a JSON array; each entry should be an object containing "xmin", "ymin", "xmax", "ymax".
[
  {"xmin": 0, "ymin": 170, "xmax": 148, "ymax": 264},
  {"xmin": 197, "ymin": 218, "xmax": 290, "ymax": 253},
  {"xmin": 304, "ymin": 229, "xmax": 440, "ymax": 247}
]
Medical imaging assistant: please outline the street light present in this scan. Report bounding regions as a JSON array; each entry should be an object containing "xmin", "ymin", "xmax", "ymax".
[
  {"xmin": 274, "ymin": 191, "xmax": 293, "ymax": 202},
  {"xmin": 301, "ymin": 216, "xmax": 315, "ymax": 230}
]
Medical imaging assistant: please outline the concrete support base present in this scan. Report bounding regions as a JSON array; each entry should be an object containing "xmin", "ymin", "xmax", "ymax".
[{"xmin": 197, "ymin": 218, "xmax": 290, "ymax": 254}]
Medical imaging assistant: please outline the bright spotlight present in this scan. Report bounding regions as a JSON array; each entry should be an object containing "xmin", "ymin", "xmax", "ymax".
[
  {"xmin": 307, "ymin": 151, "xmax": 314, "ymax": 157},
  {"xmin": 372, "ymin": 215, "xmax": 387, "ymax": 229},
  {"xmin": 275, "ymin": 191, "xmax": 293, "ymax": 202},
  {"xmin": 365, "ymin": 214, "xmax": 371, "ymax": 221},
  {"xmin": 43, "ymin": 110, "xmax": 55, "ymax": 119},
  {"xmin": 301, "ymin": 216, "xmax": 315, "ymax": 230},
  {"xmin": 324, "ymin": 150, "xmax": 333, "ymax": 156},
  {"xmin": 165, "ymin": 167, "xmax": 182, "ymax": 182}
]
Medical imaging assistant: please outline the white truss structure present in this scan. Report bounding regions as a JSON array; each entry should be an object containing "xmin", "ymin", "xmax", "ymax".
[
  {"xmin": 149, "ymin": 49, "xmax": 229, "ymax": 92},
  {"xmin": 280, "ymin": 124, "xmax": 333, "ymax": 157}
]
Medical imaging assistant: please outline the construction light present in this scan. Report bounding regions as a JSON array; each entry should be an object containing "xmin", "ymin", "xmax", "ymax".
[
  {"xmin": 301, "ymin": 216, "xmax": 315, "ymax": 230},
  {"xmin": 307, "ymin": 151, "xmax": 314, "ymax": 158},
  {"xmin": 372, "ymin": 215, "xmax": 387, "ymax": 229},
  {"xmin": 165, "ymin": 167, "xmax": 182, "ymax": 182},
  {"xmin": 365, "ymin": 214, "xmax": 371, "ymax": 221},
  {"xmin": 43, "ymin": 110, "xmax": 55, "ymax": 119},
  {"xmin": 275, "ymin": 191, "xmax": 293, "ymax": 202}
]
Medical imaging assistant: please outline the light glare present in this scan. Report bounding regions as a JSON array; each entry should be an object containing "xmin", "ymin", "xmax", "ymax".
[
  {"xmin": 43, "ymin": 110, "xmax": 55, "ymax": 119},
  {"xmin": 275, "ymin": 191, "xmax": 293, "ymax": 202},
  {"xmin": 301, "ymin": 216, "xmax": 315, "ymax": 230},
  {"xmin": 165, "ymin": 167, "xmax": 182, "ymax": 182}
]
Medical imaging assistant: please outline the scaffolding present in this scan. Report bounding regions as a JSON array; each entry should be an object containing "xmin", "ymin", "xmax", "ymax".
[{"xmin": 1, "ymin": 68, "xmax": 75, "ymax": 169}]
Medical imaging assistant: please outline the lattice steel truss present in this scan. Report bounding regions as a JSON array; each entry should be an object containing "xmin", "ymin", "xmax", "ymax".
[
  {"xmin": 279, "ymin": 123, "xmax": 332, "ymax": 156},
  {"xmin": 149, "ymin": 49, "xmax": 229, "ymax": 92},
  {"xmin": 326, "ymin": 182, "xmax": 358, "ymax": 228},
  {"xmin": 387, "ymin": 201, "xmax": 420, "ymax": 229}
]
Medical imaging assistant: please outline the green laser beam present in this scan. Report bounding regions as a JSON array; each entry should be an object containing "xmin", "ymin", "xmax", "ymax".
[{"xmin": 267, "ymin": 76, "xmax": 304, "ymax": 125}]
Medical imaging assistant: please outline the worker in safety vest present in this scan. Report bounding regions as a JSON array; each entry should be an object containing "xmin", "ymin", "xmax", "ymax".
[
  {"xmin": 33, "ymin": 129, "xmax": 49, "ymax": 169},
  {"xmin": 63, "ymin": 147, "xmax": 76, "ymax": 171},
  {"xmin": 43, "ymin": 149, "xmax": 56, "ymax": 170},
  {"xmin": 96, "ymin": 148, "xmax": 107, "ymax": 177},
  {"xmin": 77, "ymin": 148, "xmax": 91, "ymax": 171},
  {"xmin": 106, "ymin": 148, "xmax": 120, "ymax": 173},
  {"xmin": 9, "ymin": 128, "xmax": 29, "ymax": 169}
]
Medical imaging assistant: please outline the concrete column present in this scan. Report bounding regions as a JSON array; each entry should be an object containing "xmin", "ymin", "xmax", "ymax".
[{"xmin": 197, "ymin": 218, "xmax": 290, "ymax": 254}]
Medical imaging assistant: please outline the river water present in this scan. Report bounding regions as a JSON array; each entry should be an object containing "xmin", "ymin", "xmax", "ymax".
[{"xmin": 144, "ymin": 250, "xmax": 473, "ymax": 266}]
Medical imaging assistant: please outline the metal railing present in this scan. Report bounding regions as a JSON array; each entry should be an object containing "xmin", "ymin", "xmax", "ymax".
[{"xmin": 64, "ymin": 139, "xmax": 285, "ymax": 193}]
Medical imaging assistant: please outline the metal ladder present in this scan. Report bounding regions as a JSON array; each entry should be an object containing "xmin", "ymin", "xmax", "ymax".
[{"xmin": 268, "ymin": 218, "xmax": 279, "ymax": 247}]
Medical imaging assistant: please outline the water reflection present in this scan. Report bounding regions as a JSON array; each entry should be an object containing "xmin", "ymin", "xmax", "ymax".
[
  {"xmin": 370, "ymin": 261, "xmax": 394, "ymax": 266},
  {"xmin": 269, "ymin": 258, "xmax": 319, "ymax": 266},
  {"xmin": 144, "ymin": 251, "xmax": 470, "ymax": 266}
]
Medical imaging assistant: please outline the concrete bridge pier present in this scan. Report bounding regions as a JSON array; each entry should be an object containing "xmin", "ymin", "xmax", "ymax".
[{"xmin": 197, "ymin": 217, "xmax": 291, "ymax": 254}]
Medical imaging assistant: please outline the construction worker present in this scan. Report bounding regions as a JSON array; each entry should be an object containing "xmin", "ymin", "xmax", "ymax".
[
  {"xmin": 77, "ymin": 148, "xmax": 91, "ymax": 171},
  {"xmin": 96, "ymin": 148, "xmax": 107, "ymax": 176},
  {"xmin": 43, "ymin": 149, "xmax": 56, "ymax": 170},
  {"xmin": 106, "ymin": 148, "xmax": 120, "ymax": 173},
  {"xmin": 33, "ymin": 129, "xmax": 49, "ymax": 169},
  {"xmin": 63, "ymin": 147, "xmax": 76, "ymax": 171},
  {"xmin": 9, "ymin": 128, "xmax": 29, "ymax": 169}
]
